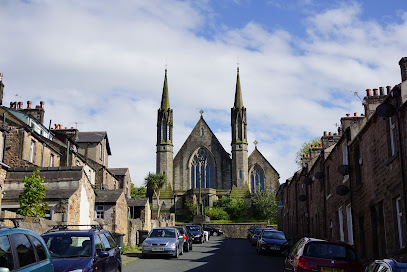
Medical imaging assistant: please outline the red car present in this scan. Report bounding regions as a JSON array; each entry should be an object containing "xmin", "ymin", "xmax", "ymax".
[{"xmin": 283, "ymin": 237, "xmax": 364, "ymax": 272}]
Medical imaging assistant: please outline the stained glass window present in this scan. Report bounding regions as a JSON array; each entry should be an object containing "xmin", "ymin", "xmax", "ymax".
[{"xmin": 190, "ymin": 148, "xmax": 215, "ymax": 189}]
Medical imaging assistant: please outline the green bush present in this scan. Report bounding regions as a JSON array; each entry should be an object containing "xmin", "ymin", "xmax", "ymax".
[
  {"xmin": 214, "ymin": 196, "xmax": 248, "ymax": 221},
  {"xmin": 204, "ymin": 207, "xmax": 229, "ymax": 220}
]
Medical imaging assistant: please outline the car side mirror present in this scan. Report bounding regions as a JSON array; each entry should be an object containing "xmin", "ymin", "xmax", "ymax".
[{"xmin": 98, "ymin": 251, "xmax": 109, "ymax": 258}]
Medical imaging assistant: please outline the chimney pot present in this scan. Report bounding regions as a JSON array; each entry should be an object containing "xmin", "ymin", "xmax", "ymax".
[
  {"xmin": 379, "ymin": 87, "xmax": 384, "ymax": 96},
  {"xmin": 334, "ymin": 133, "xmax": 338, "ymax": 136},
  {"xmin": 54, "ymin": 124, "xmax": 58, "ymax": 129},
  {"xmin": 366, "ymin": 89, "xmax": 372, "ymax": 96},
  {"xmin": 329, "ymin": 132, "xmax": 332, "ymax": 136},
  {"xmin": 18, "ymin": 102, "xmax": 23, "ymax": 109},
  {"xmin": 386, "ymin": 86, "xmax": 391, "ymax": 94},
  {"xmin": 373, "ymin": 88, "xmax": 378, "ymax": 96},
  {"xmin": 9, "ymin": 102, "xmax": 13, "ymax": 108},
  {"xmin": 35, "ymin": 105, "xmax": 40, "ymax": 109},
  {"xmin": 399, "ymin": 57, "xmax": 407, "ymax": 82},
  {"xmin": 27, "ymin": 101, "xmax": 32, "ymax": 109},
  {"xmin": 346, "ymin": 113, "xmax": 350, "ymax": 117},
  {"xmin": 319, "ymin": 142, "xmax": 322, "ymax": 147},
  {"xmin": 40, "ymin": 101, "xmax": 44, "ymax": 108},
  {"xmin": 323, "ymin": 131, "xmax": 327, "ymax": 136},
  {"xmin": 0, "ymin": 73, "xmax": 3, "ymax": 82},
  {"xmin": 71, "ymin": 127, "xmax": 74, "ymax": 129},
  {"xmin": 354, "ymin": 112, "xmax": 358, "ymax": 116}
]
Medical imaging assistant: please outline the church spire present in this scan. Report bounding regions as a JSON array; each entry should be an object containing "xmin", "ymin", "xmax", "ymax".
[
  {"xmin": 234, "ymin": 67, "xmax": 243, "ymax": 109},
  {"xmin": 160, "ymin": 69, "xmax": 170, "ymax": 110}
]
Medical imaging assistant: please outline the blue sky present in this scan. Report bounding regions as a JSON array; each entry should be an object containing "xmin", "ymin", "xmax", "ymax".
[{"xmin": 0, "ymin": 0, "xmax": 406, "ymax": 186}]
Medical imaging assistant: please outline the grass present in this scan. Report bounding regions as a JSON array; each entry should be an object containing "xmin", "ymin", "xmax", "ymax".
[{"xmin": 122, "ymin": 244, "xmax": 142, "ymax": 254}]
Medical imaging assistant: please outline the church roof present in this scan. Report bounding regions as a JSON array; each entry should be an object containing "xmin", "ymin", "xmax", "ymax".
[
  {"xmin": 249, "ymin": 147, "xmax": 280, "ymax": 176},
  {"xmin": 160, "ymin": 69, "xmax": 170, "ymax": 110},
  {"xmin": 234, "ymin": 67, "xmax": 243, "ymax": 109}
]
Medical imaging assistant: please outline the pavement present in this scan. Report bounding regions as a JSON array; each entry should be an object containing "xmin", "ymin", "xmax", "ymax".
[{"xmin": 122, "ymin": 251, "xmax": 141, "ymax": 266}]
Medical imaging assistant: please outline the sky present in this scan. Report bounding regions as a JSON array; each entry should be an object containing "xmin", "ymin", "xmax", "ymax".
[{"xmin": 1, "ymin": 0, "xmax": 407, "ymax": 187}]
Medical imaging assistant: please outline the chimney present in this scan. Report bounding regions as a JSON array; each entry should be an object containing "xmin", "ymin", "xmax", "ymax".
[
  {"xmin": 364, "ymin": 87, "xmax": 388, "ymax": 117},
  {"xmin": 322, "ymin": 130, "xmax": 341, "ymax": 149},
  {"xmin": 386, "ymin": 86, "xmax": 391, "ymax": 94},
  {"xmin": 366, "ymin": 89, "xmax": 371, "ymax": 96},
  {"xmin": 373, "ymin": 88, "xmax": 378, "ymax": 96},
  {"xmin": 21, "ymin": 101, "xmax": 45, "ymax": 124},
  {"xmin": 399, "ymin": 57, "xmax": 407, "ymax": 82},
  {"xmin": 0, "ymin": 73, "xmax": 3, "ymax": 106},
  {"xmin": 40, "ymin": 101, "xmax": 44, "ymax": 109},
  {"xmin": 18, "ymin": 102, "xmax": 23, "ymax": 110},
  {"xmin": 27, "ymin": 101, "xmax": 32, "ymax": 109},
  {"xmin": 379, "ymin": 87, "xmax": 384, "ymax": 96},
  {"xmin": 309, "ymin": 142, "xmax": 323, "ymax": 159}
]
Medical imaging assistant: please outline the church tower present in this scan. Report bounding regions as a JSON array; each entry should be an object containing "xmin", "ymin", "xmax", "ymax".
[
  {"xmin": 231, "ymin": 67, "xmax": 248, "ymax": 188},
  {"xmin": 156, "ymin": 69, "xmax": 173, "ymax": 186}
]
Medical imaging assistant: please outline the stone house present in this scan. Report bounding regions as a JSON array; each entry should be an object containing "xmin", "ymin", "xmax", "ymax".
[
  {"xmin": 109, "ymin": 168, "xmax": 131, "ymax": 198},
  {"xmin": 2, "ymin": 167, "xmax": 95, "ymax": 226},
  {"xmin": 277, "ymin": 58, "xmax": 407, "ymax": 264}
]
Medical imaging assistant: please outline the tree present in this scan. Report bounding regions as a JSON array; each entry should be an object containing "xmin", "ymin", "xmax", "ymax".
[
  {"xmin": 253, "ymin": 191, "xmax": 277, "ymax": 224},
  {"xmin": 18, "ymin": 168, "xmax": 49, "ymax": 217},
  {"xmin": 295, "ymin": 137, "xmax": 321, "ymax": 167},
  {"xmin": 214, "ymin": 196, "xmax": 248, "ymax": 221},
  {"xmin": 144, "ymin": 172, "xmax": 167, "ymax": 219},
  {"xmin": 130, "ymin": 183, "xmax": 147, "ymax": 198}
]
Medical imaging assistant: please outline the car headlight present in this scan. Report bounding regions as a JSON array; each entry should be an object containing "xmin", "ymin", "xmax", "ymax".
[
  {"xmin": 167, "ymin": 242, "xmax": 177, "ymax": 247},
  {"xmin": 143, "ymin": 240, "xmax": 151, "ymax": 246}
]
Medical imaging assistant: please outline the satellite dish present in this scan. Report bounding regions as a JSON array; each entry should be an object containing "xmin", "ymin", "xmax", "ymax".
[
  {"xmin": 336, "ymin": 185, "xmax": 350, "ymax": 196},
  {"xmin": 337, "ymin": 165, "xmax": 349, "ymax": 176},
  {"xmin": 299, "ymin": 195, "xmax": 307, "ymax": 202},
  {"xmin": 315, "ymin": 172, "xmax": 324, "ymax": 180},
  {"xmin": 303, "ymin": 177, "xmax": 312, "ymax": 185},
  {"xmin": 376, "ymin": 103, "xmax": 396, "ymax": 118}
]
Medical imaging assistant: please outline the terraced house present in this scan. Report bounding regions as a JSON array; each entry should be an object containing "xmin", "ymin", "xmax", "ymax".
[{"xmin": 277, "ymin": 57, "xmax": 407, "ymax": 264}]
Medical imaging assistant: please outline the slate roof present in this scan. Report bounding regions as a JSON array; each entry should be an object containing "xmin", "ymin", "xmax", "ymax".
[
  {"xmin": 76, "ymin": 131, "xmax": 111, "ymax": 155},
  {"xmin": 127, "ymin": 197, "xmax": 149, "ymax": 207},
  {"xmin": 109, "ymin": 168, "xmax": 128, "ymax": 176},
  {"xmin": 95, "ymin": 190, "xmax": 123, "ymax": 203},
  {"xmin": 3, "ymin": 189, "xmax": 77, "ymax": 201}
]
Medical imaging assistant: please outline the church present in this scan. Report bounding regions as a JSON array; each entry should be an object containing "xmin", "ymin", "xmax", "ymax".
[{"xmin": 155, "ymin": 67, "xmax": 280, "ymax": 217}]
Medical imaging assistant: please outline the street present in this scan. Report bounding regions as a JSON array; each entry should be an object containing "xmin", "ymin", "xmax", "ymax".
[{"xmin": 124, "ymin": 236, "xmax": 285, "ymax": 272}]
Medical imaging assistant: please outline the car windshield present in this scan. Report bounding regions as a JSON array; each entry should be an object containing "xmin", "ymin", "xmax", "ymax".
[
  {"xmin": 186, "ymin": 226, "xmax": 200, "ymax": 231},
  {"xmin": 262, "ymin": 231, "xmax": 286, "ymax": 240},
  {"xmin": 43, "ymin": 235, "xmax": 92, "ymax": 258},
  {"xmin": 304, "ymin": 243, "xmax": 357, "ymax": 261},
  {"xmin": 255, "ymin": 228, "xmax": 263, "ymax": 235},
  {"xmin": 149, "ymin": 229, "xmax": 176, "ymax": 238},
  {"xmin": 176, "ymin": 228, "xmax": 185, "ymax": 235}
]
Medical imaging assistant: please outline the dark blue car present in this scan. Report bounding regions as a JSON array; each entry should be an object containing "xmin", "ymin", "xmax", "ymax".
[
  {"xmin": 41, "ymin": 225, "xmax": 121, "ymax": 272},
  {"xmin": 256, "ymin": 229, "xmax": 289, "ymax": 256}
]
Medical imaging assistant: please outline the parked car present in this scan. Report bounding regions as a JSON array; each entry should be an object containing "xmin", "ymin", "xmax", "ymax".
[
  {"xmin": 141, "ymin": 227, "xmax": 184, "ymax": 258},
  {"xmin": 247, "ymin": 225, "xmax": 261, "ymax": 240},
  {"xmin": 185, "ymin": 225, "xmax": 205, "ymax": 244},
  {"xmin": 256, "ymin": 229, "xmax": 290, "ymax": 256},
  {"xmin": 283, "ymin": 237, "xmax": 364, "ymax": 272},
  {"xmin": 0, "ymin": 218, "xmax": 54, "ymax": 272},
  {"xmin": 202, "ymin": 224, "xmax": 224, "ymax": 236},
  {"xmin": 42, "ymin": 225, "xmax": 121, "ymax": 272},
  {"xmin": 250, "ymin": 227, "xmax": 264, "ymax": 246},
  {"xmin": 175, "ymin": 226, "xmax": 193, "ymax": 252},
  {"xmin": 365, "ymin": 258, "xmax": 407, "ymax": 272}
]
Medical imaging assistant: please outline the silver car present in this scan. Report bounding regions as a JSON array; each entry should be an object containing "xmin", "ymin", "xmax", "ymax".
[{"xmin": 142, "ymin": 227, "xmax": 185, "ymax": 258}]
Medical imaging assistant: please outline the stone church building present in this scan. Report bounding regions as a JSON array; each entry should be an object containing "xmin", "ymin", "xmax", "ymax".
[{"xmin": 155, "ymin": 68, "xmax": 280, "ymax": 216}]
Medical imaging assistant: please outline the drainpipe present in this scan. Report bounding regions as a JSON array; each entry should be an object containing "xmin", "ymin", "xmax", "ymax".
[
  {"xmin": 344, "ymin": 127, "xmax": 356, "ymax": 248},
  {"xmin": 66, "ymin": 140, "xmax": 70, "ymax": 166}
]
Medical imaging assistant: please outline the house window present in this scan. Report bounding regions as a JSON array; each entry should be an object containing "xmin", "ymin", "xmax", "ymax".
[
  {"xmin": 389, "ymin": 116, "xmax": 397, "ymax": 157},
  {"xmin": 342, "ymin": 143, "xmax": 349, "ymax": 181},
  {"xmin": 96, "ymin": 205, "xmax": 104, "ymax": 219},
  {"xmin": 49, "ymin": 154, "xmax": 54, "ymax": 167},
  {"xmin": 338, "ymin": 207, "xmax": 344, "ymax": 242},
  {"xmin": 346, "ymin": 204, "xmax": 354, "ymax": 245},
  {"xmin": 29, "ymin": 140, "xmax": 35, "ymax": 163},
  {"xmin": 396, "ymin": 196, "xmax": 404, "ymax": 248}
]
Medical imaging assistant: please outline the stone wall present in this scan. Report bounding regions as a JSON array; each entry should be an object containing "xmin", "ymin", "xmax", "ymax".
[
  {"xmin": 0, "ymin": 210, "xmax": 57, "ymax": 234},
  {"xmin": 208, "ymin": 223, "xmax": 272, "ymax": 238}
]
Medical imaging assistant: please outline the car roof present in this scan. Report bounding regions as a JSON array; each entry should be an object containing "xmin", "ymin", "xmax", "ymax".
[
  {"xmin": 304, "ymin": 237, "xmax": 354, "ymax": 247},
  {"xmin": 0, "ymin": 227, "xmax": 44, "ymax": 238}
]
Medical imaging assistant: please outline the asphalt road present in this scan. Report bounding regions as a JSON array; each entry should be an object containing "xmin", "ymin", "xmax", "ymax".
[{"xmin": 124, "ymin": 236, "xmax": 285, "ymax": 272}]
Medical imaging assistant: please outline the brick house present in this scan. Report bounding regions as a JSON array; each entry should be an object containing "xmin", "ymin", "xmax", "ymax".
[{"xmin": 278, "ymin": 58, "xmax": 407, "ymax": 264}]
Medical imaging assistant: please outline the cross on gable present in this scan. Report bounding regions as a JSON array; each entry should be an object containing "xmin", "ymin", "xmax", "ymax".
[
  {"xmin": 254, "ymin": 140, "xmax": 258, "ymax": 148},
  {"xmin": 199, "ymin": 109, "xmax": 204, "ymax": 117}
]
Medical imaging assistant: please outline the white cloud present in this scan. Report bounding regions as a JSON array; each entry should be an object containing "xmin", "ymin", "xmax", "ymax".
[{"xmin": 0, "ymin": 0, "xmax": 406, "ymax": 186}]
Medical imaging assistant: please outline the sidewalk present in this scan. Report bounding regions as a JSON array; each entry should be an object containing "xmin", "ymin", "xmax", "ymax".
[{"xmin": 122, "ymin": 251, "xmax": 142, "ymax": 266}]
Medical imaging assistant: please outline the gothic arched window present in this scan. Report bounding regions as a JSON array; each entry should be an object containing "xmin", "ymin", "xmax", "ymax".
[
  {"xmin": 190, "ymin": 148, "xmax": 215, "ymax": 189},
  {"xmin": 250, "ymin": 165, "xmax": 264, "ymax": 193},
  {"xmin": 162, "ymin": 122, "xmax": 167, "ymax": 141}
]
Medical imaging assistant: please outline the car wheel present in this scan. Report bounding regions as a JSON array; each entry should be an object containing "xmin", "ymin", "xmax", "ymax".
[
  {"xmin": 174, "ymin": 247, "xmax": 179, "ymax": 258},
  {"xmin": 185, "ymin": 244, "xmax": 189, "ymax": 252},
  {"xmin": 200, "ymin": 237, "xmax": 204, "ymax": 244},
  {"xmin": 189, "ymin": 242, "xmax": 193, "ymax": 251}
]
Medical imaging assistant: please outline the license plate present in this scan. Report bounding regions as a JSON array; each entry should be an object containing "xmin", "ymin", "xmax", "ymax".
[
  {"xmin": 321, "ymin": 267, "xmax": 344, "ymax": 272},
  {"xmin": 270, "ymin": 245, "xmax": 280, "ymax": 250},
  {"xmin": 152, "ymin": 248, "xmax": 164, "ymax": 251}
]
